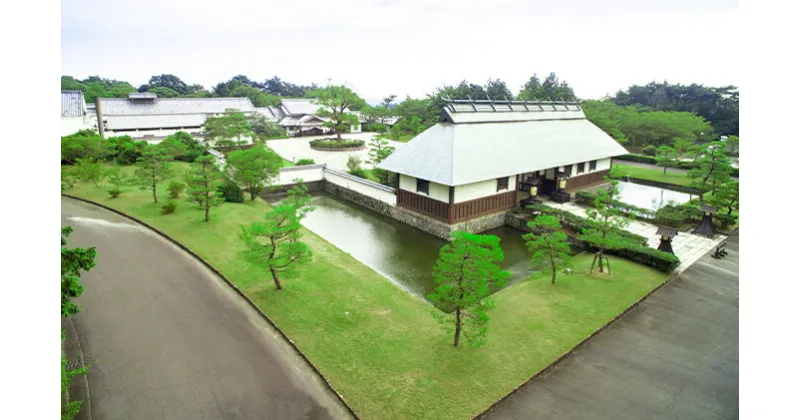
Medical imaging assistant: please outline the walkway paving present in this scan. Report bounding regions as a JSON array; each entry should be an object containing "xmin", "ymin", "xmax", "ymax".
[
  {"xmin": 266, "ymin": 133, "xmax": 404, "ymax": 171},
  {"xmin": 482, "ymin": 231, "xmax": 739, "ymax": 420},
  {"xmin": 61, "ymin": 197, "xmax": 352, "ymax": 420},
  {"xmin": 544, "ymin": 201, "xmax": 724, "ymax": 272}
]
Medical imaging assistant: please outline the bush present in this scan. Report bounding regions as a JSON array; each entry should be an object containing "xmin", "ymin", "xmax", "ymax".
[
  {"xmin": 108, "ymin": 188, "xmax": 122, "ymax": 199},
  {"xmin": 309, "ymin": 139, "xmax": 365, "ymax": 149},
  {"xmin": 642, "ymin": 145, "xmax": 658, "ymax": 156},
  {"xmin": 217, "ymin": 179, "xmax": 244, "ymax": 203},
  {"xmin": 102, "ymin": 135, "xmax": 147, "ymax": 165},
  {"xmin": 348, "ymin": 168, "xmax": 368, "ymax": 179},
  {"xmin": 161, "ymin": 131, "xmax": 207, "ymax": 162},
  {"xmin": 295, "ymin": 158, "xmax": 316, "ymax": 165},
  {"xmin": 160, "ymin": 201, "xmax": 178, "ymax": 215},
  {"xmin": 610, "ymin": 244, "xmax": 680, "ymax": 272},
  {"xmin": 575, "ymin": 190, "xmax": 655, "ymax": 220},
  {"xmin": 346, "ymin": 154, "xmax": 362, "ymax": 172},
  {"xmin": 526, "ymin": 204, "xmax": 648, "ymax": 246},
  {"xmin": 363, "ymin": 123, "xmax": 389, "ymax": 133},
  {"xmin": 168, "ymin": 181, "xmax": 186, "ymax": 199},
  {"xmin": 61, "ymin": 130, "xmax": 103, "ymax": 164}
]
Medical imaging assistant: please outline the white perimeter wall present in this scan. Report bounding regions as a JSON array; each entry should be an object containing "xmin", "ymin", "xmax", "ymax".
[
  {"xmin": 399, "ymin": 174, "xmax": 449, "ymax": 203},
  {"xmin": 454, "ymin": 176, "xmax": 517, "ymax": 203},
  {"xmin": 274, "ymin": 166, "xmax": 325, "ymax": 185},
  {"xmin": 61, "ymin": 118, "xmax": 92, "ymax": 136},
  {"xmin": 325, "ymin": 169, "xmax": 396, "ymax": 205}
]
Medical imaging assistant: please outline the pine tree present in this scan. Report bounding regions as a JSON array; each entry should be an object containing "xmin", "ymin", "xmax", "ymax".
[
  {"xmin": 186, "ymin": 155, "xmax": 224, "ymax": 222},
  {"xmin": 523, "ymin": 215, "xmax": 572, "ymax": 284}
]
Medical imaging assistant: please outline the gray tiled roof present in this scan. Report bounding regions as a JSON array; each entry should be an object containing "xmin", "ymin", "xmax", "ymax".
[
  {"xmin": 106, "ymin": 114, "xmax": 207, "ymax": 130},
  {"xmin": 61, "ymin": 91, "xmax": 86, "ymax": 117},
  {"xmin": 279, "ymin": 99, "xmax": 324, "ymax": 116},
  {"xmin": 378, "ymin": 109, "xmax": 628, "ymax": 186},
  {"xmin": 98, "ymin": 97, "xmax": 256, "ymax": 116}
]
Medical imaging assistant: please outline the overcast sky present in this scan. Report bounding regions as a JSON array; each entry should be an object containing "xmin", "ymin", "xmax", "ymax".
[{"xmin": 61, "ymin": 0, "xmax": 739, "ymax": 102}]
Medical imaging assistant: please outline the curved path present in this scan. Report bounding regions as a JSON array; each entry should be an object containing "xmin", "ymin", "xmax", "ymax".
[
  {"xmin": 61, "ymin": 197, "xmax": 352, "ymax": 420},
  {"xmin": 481, "ymin": 232, "xmax": 739, "ymax": 419}
]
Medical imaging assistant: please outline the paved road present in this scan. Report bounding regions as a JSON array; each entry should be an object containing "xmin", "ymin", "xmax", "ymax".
[
  {"xmin": 61, "ymin": 197, "xmax": 352, "ymax": 420},
  {"xmin": 483, "ymin": 232, "xmax": 739, "ymax": 420},
  {"xmin": 266, "ymin": 132, "xmax": 404, "ymax": 171}
]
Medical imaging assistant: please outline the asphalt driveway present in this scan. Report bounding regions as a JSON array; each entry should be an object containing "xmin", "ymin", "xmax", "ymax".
[
  {"xmin": 482, "ymin": 232, "xmax": 739, "ymax": 420},
  {"xmin": 61, "ymin": 197, "xmax": 352, "ymax": 420}
]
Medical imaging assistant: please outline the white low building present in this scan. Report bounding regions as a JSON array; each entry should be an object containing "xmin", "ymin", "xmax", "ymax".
[
  {"xmin": 378, "ymin": 99, "xmax": 628, "ymax": 225},
  {"xmin": 95, "ymin": 93, "xmax": 257, "ymax": 141},
  {"xmin": 61, "ymin": 91, "xmax": 96, "ymax": 136},
  {"xmin": 276, "ymin": 98, "xmax": 361, "ymax": 137}
]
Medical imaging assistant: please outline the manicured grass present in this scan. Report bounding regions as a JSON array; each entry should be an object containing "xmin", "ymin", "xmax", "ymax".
[
  {"xmin": 613, "ymin": 163, "xmax": 694, "ymax": 187},
  {"xmin": 64, "ymin": 165, "xmax": 668, "ymax": 419},
  {"xmin": 281, "ymin": 159, "xmax": 295, "ymax": 167},
  {"xmin": 377, "ymin": 133, "xmax": 416, "ymax": 143}
]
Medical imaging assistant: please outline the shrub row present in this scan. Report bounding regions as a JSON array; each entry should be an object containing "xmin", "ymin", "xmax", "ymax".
[
  {"xmin": 614, "ymin": 154, "xmax": 739, "ymax": 177},
  {"xmin": 309, "ymin": 139, "xmax": 365, "ymax": 149},
  {"xmin": 524, "ymin": 204, "xmax": 680, "ymax": 272},
  {"xmin": 574, "ymin": 191, "xmax": 656, "ymax": 219}
]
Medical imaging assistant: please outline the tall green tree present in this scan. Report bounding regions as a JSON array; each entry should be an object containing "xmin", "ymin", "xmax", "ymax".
[
  {"xmin": 186, "ymin": 155, "xmax": 224, "ymax": 222},
  {"xmin": 672, "ymin": 137, "xmax": 695, "ymax": 158},
  {"xmin": 485, "ymin": 79, "xmax": 514, "ymax": 100},
  {"xmin": 160, "ymin": 131, "xmax": 207, "ymax": 162},
  {"xmin": 523, "ymin": 215, "xmax": 572, "ymax": 284},
  {"xmin": 687, "ymin": 141, "xmax": 734, "ymax": 200},
  {"xmin": 579, "ymin": 170, "xmax": 632, "ymax": 274},
  {"xmin": 311, "ymin": 85, "xmax": 362, "ymax": 140},
  {"xmin": 427, "ymin": 232, "xmax": 509, "ymax": 348},
  {"xmin": 655, "ymin": 145, "xmax": 679, "ymax": 175},
  {"xmin": 240, "ymin": 183, "xmax": 314, "ymax": 290},
  {"xmin": 202, "ymin": 109, "xmax": 254, "ymax": 148},
  {"xmin": 711, "ymin": 181, "xmax": 739, "ymax": 216},
  {"xmin": 146, "ymin": 86, "xmax": 181, "ymax": 98},
  {"xmin": 61, "ymin": 226, "xmax": 97, "ymax": 317},
  {"xmin": 247, "ymin": 113, "xmax": 285, "ymax": 141},
  {"xmin": 368, "ymin": 137, "xmax": 396, "ymax": 185},
  {"xmin": 226, "ymin": 144, "xmax": 283, "ymax": 200},
  {"xmin": 518, "ymin": 72, "xmax": 577, "ymax": 101},
  {"xmin": 138, "ymin": 74, "xmax": 191, "ymax": 94},
  {"xmin": 74, "ymin": 158, "xmax": 106, "ymax": 187},
  {"xmin": 134, "ymin": 144, "xmax": 173, "ymax": 203}
]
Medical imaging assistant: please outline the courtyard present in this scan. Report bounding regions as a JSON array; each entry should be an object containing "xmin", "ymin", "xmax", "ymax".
[{"xmin": 266, "ymin": 133, "xmax": 405, "ymax": 171}]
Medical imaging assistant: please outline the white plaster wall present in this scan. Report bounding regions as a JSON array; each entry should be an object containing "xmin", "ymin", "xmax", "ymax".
[
  {"xmin": 275, "ymin": 166, "xmax": 325, "ymax": 186},
  {"xmin": 596, "ymin": 158, "xmax": 611, "ymax": 171},
  {"xmin": 454, "ymin": 176, "xmax": 517, "ymax": 203},
  {"xmin": 61, "ymin": 118, "xmax": 92, "ymax": 136},
  {"xmin": 399, "ymin": 174, "xmax": 448, "ymax": 203},
  {"xmin": 106, "ymin": 127, "xmax": 204, "ymax": 139},
  {"xmin": 325, "ymin": 170, "xmax": 396, "ymax": 205},
  {"xmin": 571, "ymin": 157, "xmax": 611, "ymax": 176}
]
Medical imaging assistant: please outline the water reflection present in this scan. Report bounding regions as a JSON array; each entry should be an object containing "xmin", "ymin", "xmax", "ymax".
[
  {"xmin": 616, "ymin": 181, "xmax": 691, "ymax": 211},
  {"xmin": 300, "ymin": 195, "xmax": 538, "ymax": 307}
]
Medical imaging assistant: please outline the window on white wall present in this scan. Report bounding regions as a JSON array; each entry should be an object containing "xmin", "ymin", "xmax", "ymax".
[
  {"xmin": 416, "ymin": 178, "xmax": 429, "ymax": 195},
  {"xmin": 496, "ymin": 177, "xmax": 509, "ymax": 192},
  {"xmin": 589, "ymin": 160, "xmax": 597, "ymax": 171},
  {"xmin": 577, "ymin": 162, "xmax": 586, "ymax": 174}
]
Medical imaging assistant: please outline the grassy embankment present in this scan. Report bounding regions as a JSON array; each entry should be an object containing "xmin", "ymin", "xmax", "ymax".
[{"xmin": 63, "ymin": 163, "xmax": 668, "ymax": 419}]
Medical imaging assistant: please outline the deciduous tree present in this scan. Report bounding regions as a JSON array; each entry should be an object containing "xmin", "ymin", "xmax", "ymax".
[
  {"xmin": 134, "ymin": 145, "xmax": 173, "ymax": 203},
  {"xmin": 74, "ymin": 158, "xmax": 105, "ymax": 187},
  {"xmin": 240, "ymin": 183, "xmax": 314, "ymax": 290},
  {"xmin": 186, "ymin": 155, "xmax": 224, "ymax": 222},
  {"xmin": 523, "ymin": 215, "xmax": 572, "ymax": 284},
  {"xmin": 428, "ymin": 232, "xmax": 509, "ymax": 348},
  {"xmin": 61, "ymin": 226, "xmax": 97, "ymax": 317},
  {"xmin": 225, "ymin": 145, "xmax": 283, "ymax": 200},
  {"xmin": 655, "ymin": 145, "xmax": 678, "ymax": 175}
]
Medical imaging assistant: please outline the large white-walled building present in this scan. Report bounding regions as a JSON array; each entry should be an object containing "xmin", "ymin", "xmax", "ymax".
[
  {"xmin": 96, "ymin": 93, "xmax": 257, "ymax": 141},
  {"xmin": 60, "ymin": 91, "xmax": 96, "ymax": 136},
  {"xmin": 272, "ymin": 99, "xmax": 361, "ymax": 137},
  {"xmin": 378, "ymin": 99, "xmax": 628, "ymax": 224}
]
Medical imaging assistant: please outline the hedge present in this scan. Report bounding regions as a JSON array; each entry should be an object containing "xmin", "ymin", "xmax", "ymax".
[
  {"xmin": 614, "ymin": 154, "xmax": 739, "ymax": 177},
  {"xmin": 309, "ymin": 139, "xmax": 365, "ymax": 149},
  {"xmin": 524, "ymin": 204, "xmax": 679, "ymax": 272}
]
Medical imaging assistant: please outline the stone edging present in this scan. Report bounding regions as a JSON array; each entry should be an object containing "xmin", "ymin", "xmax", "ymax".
[
  {"xmin": 472, "ymin": 264, "xmax": 687, "ymax": 419},
  {"xmin": 61, "ymin": 194, "xmax": 361, "ymax": 420},
  {"xmin": 309, "ymin": 145, "xmax": 366, "ymax": 152}
]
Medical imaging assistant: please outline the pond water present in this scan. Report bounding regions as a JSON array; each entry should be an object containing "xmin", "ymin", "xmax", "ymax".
[
  {"xmin": 300, "ymin": 195, "xmax": 539, "ymax": 307},
  {"xmin": 616, "ymin": 181, "xmax": 692, "ymax": 211}
]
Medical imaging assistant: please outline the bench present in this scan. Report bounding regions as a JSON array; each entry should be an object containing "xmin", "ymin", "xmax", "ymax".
[{"xmin": 712, "ymin": 242, "xmax": 728, "ymax": 259}]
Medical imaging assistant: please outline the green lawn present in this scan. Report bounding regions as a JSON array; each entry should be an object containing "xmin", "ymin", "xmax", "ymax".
[
  {"xmin": 613, "ymin": 163, "xmax": 694, "ymax": 187},
  {"xmin": 63, "ymin": 164, "xmax": 668, "ymax": 419},
  {"xmin": 281, "ymin": 159, "xmax": 295, "ymax": 167},
  {"xmin": 377, "ymin": 133, "xmax": 416, "ymax": 143}
]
